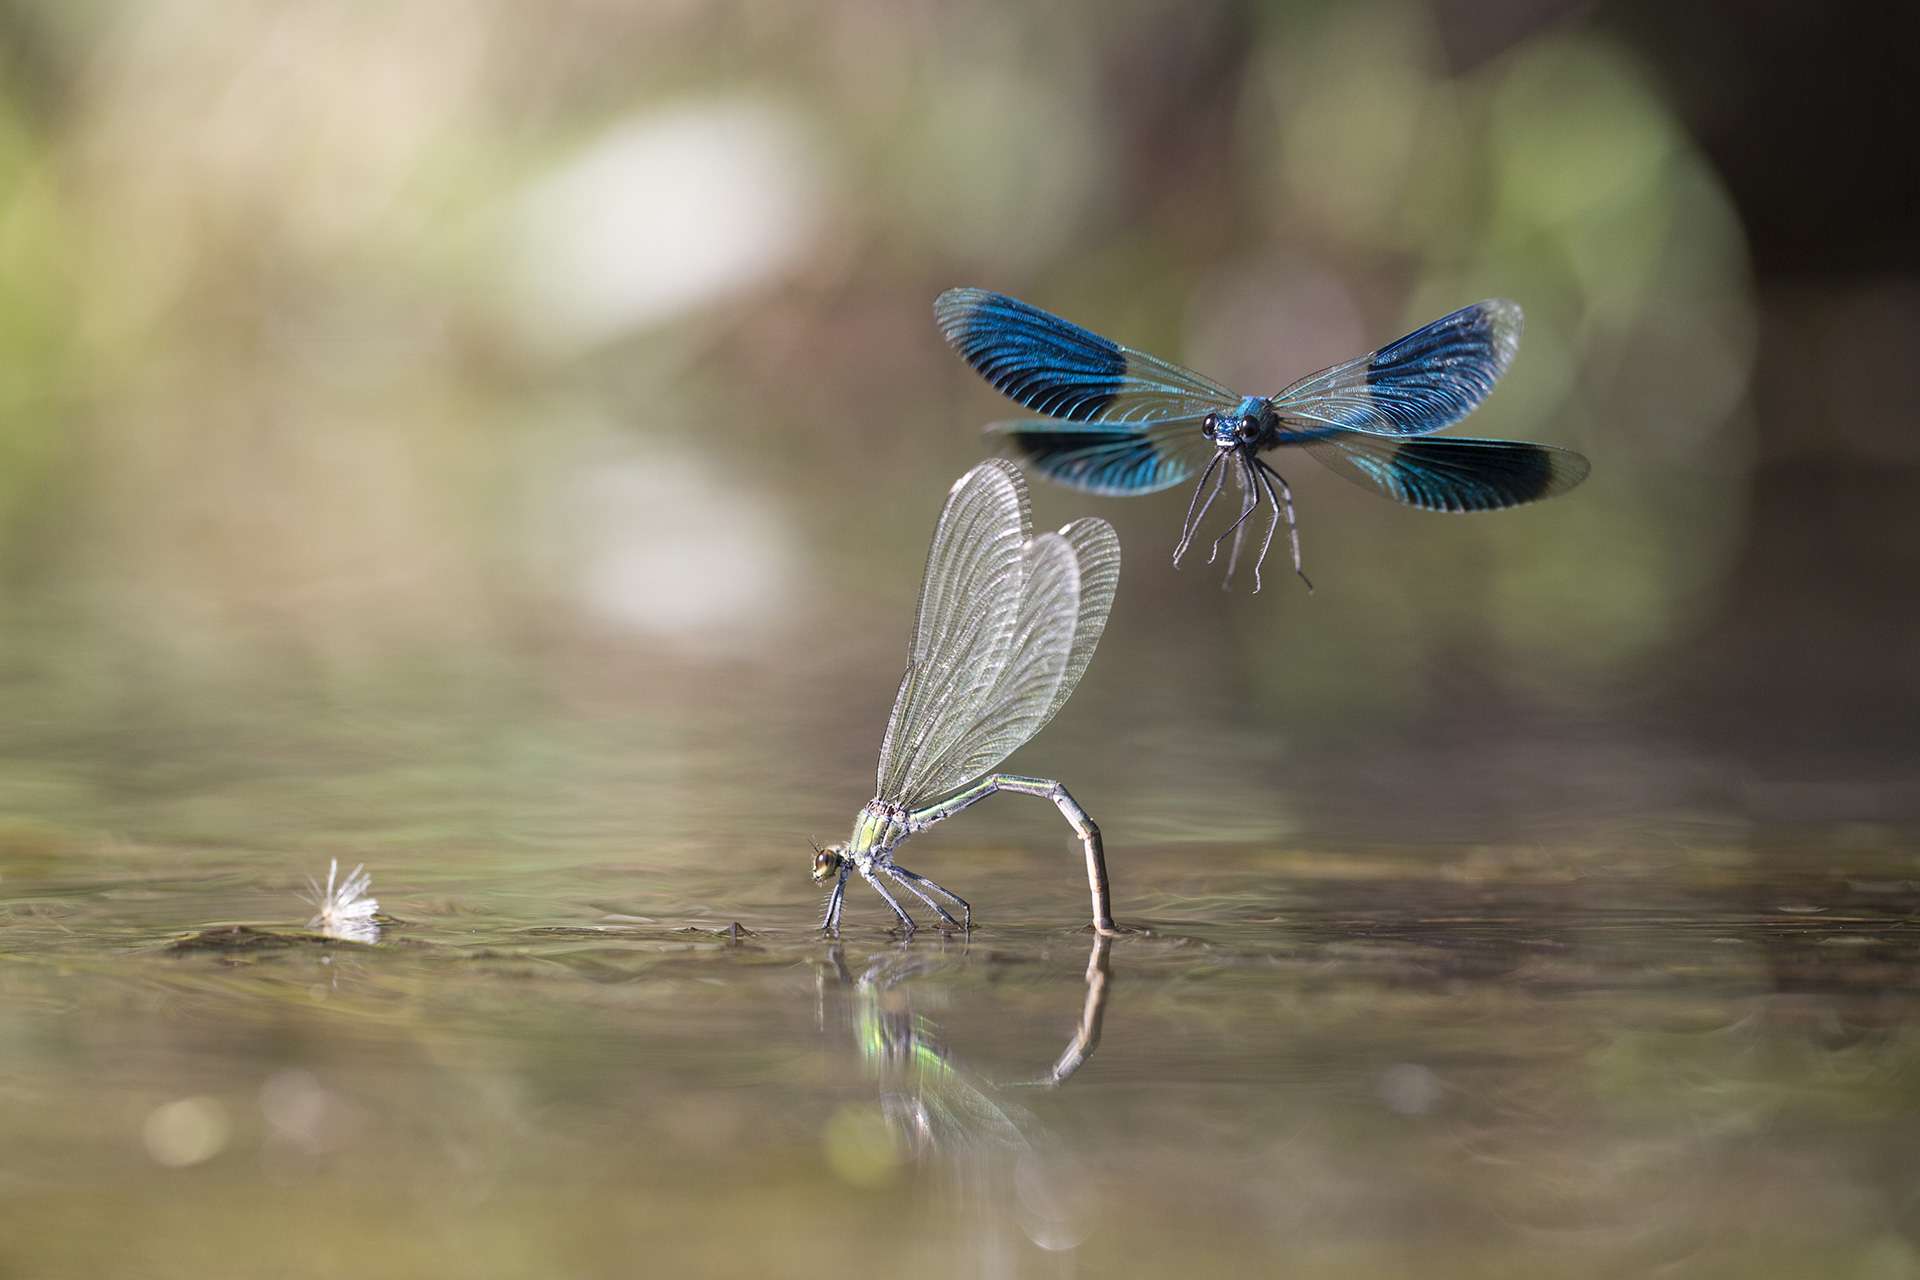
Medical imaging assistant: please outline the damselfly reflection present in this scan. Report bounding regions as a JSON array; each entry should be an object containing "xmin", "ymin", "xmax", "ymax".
[
  {"xmin": 936, "ymin": 290, "xmax": 1590, "ymax": 592},
  {"xmin": 812, "ymin": 460, "xmax": 1119, "ymax": 936},
  {"xmin": 813, "ymin": 937, "xmax": 1114, "ymax": 1259},
  {"xmin": 817, "ymin": 936, "xmax": 1121, "ymax": 1113}
]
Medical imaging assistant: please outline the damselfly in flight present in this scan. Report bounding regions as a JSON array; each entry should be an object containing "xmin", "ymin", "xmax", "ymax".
[
  {"xmin": 935, "ymin": 290, "xmax": 1590, "ymax": 593},
  {"xmin": 812, "ymin": 459, "xmax": 1120, "ymax": 937}
]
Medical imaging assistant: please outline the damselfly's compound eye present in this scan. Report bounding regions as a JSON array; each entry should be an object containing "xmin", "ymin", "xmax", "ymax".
[
  {"xmin": 1236, "ymin": 420, "xmax": 1259, "ymax": 443},
  {"xmin": 1202, "ymin": 413, "xmax": 1219, "ymax": 436},
  {"xmin": 811, "ymin": 848, "xmax": 843, "ymax": 882}
]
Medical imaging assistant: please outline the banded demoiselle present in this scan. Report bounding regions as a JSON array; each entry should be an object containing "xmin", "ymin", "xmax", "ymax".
[
  {"xmin": 936, "ymin": 290, "xmax": 1590, "ymax": 593},
  {"xmin": 812, "ymin": 460, "xmax": 1120, "ymax": 936}
]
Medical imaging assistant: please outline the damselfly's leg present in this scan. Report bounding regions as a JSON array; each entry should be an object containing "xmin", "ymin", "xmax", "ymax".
[
  {"xmin": 1174, "ymin": 452, "xmax": 1227, "ymax": 565},
  {"xmin": 1241, "ymin": 453, "xmax": 1279, "ymax": 594},
  {"xmin": 1208, "ymin": 452, "xmax": 1261, "ymax": 569},
  {"xmin": 1255, "ymin": 458, "xmax": 1313, "ymax": 593},
  {"xmin": 908, "ymin": 774, "xmax": 1116, "ymax": 935},
  {"xmin": 861, "ymin": 864, "xmax": 917, "ymax": 935},
  {"xmin": 821, "ymin": 861, "xmax": 852, "ymax": 934},
  {"xmin": 890, "ymin": 865, "xmax": 972, "ymax": 930},
  {"xmin": 883, "ymin": 865, "xmax": 961, "ymax": 931},
  {"xmin": 1219, "ymin": 455, "xmax": 1258, "ymax": 589},
  {"xmin": 1220, "ymin": 509, "xmax": 1248, "ymax": 589}
]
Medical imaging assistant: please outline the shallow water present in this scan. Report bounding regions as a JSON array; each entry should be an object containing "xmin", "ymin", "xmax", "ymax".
[{"xmin": 5, "ymin": 827, "xmax": 1919, "ymax": 1278}]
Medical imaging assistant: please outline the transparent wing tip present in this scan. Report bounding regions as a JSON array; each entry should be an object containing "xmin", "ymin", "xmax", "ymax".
[
  {"xmin": 1480, "ymin": 298, "xmax": 1524, "ymax": 366},
  {"xmin": 952, "ymin": 456, "xmax": 1027, "ymax": 499},
  {"xmin": 933, "ymin": 287, "xmax": 996, "ymax": 340},
  {"xmin": 1057, "ymin": 516, "xmax": 1120, "ymax": 565}
]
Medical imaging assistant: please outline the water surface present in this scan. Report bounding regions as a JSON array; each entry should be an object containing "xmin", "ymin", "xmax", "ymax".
[{"xmin": 5, "ymin": 828, "xmax": 1917, "ymax": 1278}]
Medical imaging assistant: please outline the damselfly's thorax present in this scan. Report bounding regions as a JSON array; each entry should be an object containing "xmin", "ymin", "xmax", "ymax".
[
  {"xmin": 811, "ymin": 799, "xmax": 909, "ymax": 883},
  {"xmin": 849, "ymin": 799, "xmax": 910, "ymax": 857},
  {"xmin": 1201, "ymin": 397, "xmax": 1280, "ymax": 452}
]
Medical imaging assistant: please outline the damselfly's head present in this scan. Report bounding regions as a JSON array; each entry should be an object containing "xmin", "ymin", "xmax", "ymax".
[
  {"xmin": 1202, "ymin": 397, "xmax": 1277, "ymax": 452},
  {"xmin": 811, "ymin": 842, "xmax": 846, "ymax": 883}
]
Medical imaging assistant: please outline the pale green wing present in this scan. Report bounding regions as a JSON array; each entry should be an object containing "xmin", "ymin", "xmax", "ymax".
[
  {"xmin": 1043, "ymin": 517, "xmax": 1119, "ymax": 729},
  {"xmin": 900, "ymin": 531, "xmax": 1078, "ymax": 803},
  {"xmin": 889, "ymin": 515, "xmax": 1119, "ymax": 806},
  {"xmin": 877, "ymin": 460, "xmax": 1030, "ymax": 806}
]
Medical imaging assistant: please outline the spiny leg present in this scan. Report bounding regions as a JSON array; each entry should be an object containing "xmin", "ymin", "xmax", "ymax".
[
  {"xmin": 884, "ymin": 865, "xmax": 961, "ymax": 931},
  {"xmin": 891, "ymin": 864, "xmax": 972, "ymax": 930},
  {"xmin": 1221, "ymin": 506, "xmax": 1251, "ymax": 591},
  {"xmin": 1221, "ymin": 515, "xmax": 1248, "ymax": 589},
  {"xmin": 1207, "ymin": 452, "xmax": 1261, "ymax": 567},
  {"xmin": 821, "ymin": 861, "xmax": 852, "ymax": 934},
  {"xmin": 827, "ymin": 862, "xmax": 852, "ymax": 933},
  {"xmin": 1242, "ymin": 453, "xmax": 1280, "ymax": 594},
  {"xmin": 1174, "ymin": 451, "xmax": 1224, "ymax": 562},
  {"xmin": 1219, "ymin": 455, "xmax": 1257, "ymax": 589},
  {"xmin": 1256, "ymin": 458, "xmax": 1314, "ymax": 593},
  {"xmin": 861, "ymin": 865, "xmax": 917, "ymax": 935},
  {"xmin": 1173, "ymin": 452, "xmax": 1227, "ymax": 566}
]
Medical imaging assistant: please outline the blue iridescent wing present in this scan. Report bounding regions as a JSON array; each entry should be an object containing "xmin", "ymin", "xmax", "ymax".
[
  {"xmin": 1302, "ymin": 432, "xmax": 1589, "ymax": 512},
  {"xmin": 987, "ymin": 416, "xmax": 1214, "ymax": 496},
  {"xmin": 1268, "ymin": 300, "xmax": 1523, "ymax": 438},
  {"xmin": 937, "ymin": 289, "xmax": 1240, "ymax": 425}
]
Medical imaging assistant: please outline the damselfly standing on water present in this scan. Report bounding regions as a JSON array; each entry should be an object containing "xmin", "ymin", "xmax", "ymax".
[
  {"xmin": 935, "ymin": 290, "xmax": 1590, "ymax": 593},
  {"xmin": 812, "ymin": 459, "xmax": 1120, "ymax": 937}
]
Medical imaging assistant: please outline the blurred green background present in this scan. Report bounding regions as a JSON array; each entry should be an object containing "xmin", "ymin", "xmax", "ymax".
[
  {"xmin": 0, "ymin": 1, "xmax": 1911, "ymax": 859},
  {"xmin": 4, "ymin": 5, "xmax": 1920, "ymax": 1279}
]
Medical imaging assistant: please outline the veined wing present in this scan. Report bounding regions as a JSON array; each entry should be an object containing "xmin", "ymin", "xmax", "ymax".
[
  {"xmin": 900, "ymin": 533, "xmax": 1077, "ymax": 805},
  {"xmin": 937, "ymin": 288, "xmax": 1239, "ymax": 425},
  {"xmin": 897, "ymin": 517, "xmax": 1120, "ymax": 806},
  {"xmin": 988, "ymin": 417, "xmax": 1214, "ymax": 495},
  {"xmin": 1042, "ymin": 518, "xmax": 1118, "ymax": 728},
  {"xmin": 1302, "ymin": 432, "xmax": 1589, "ymax": 512},
  {"xmin": 1269, "ymin": 300, "xmax": 1523, "ymax": 438},
  {"xmin": 877, "ymin": 460, "xmax": 1030, "ymax": 806}
]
